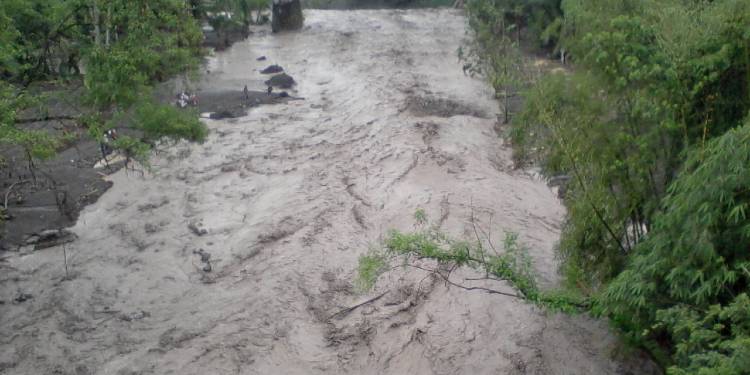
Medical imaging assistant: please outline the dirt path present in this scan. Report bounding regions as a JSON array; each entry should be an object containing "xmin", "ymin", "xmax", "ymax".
[{"xmin": 0, "ymin": 9, "xmax": 656, "ymax": 375}]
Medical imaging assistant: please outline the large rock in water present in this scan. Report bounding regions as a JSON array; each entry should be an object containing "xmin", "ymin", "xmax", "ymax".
[
  {"xmin": 265, "ymin": 73, "xmax": 296, "ymax": 89},
  {"xmin": 260, "ymin": 64, "xmax": 284, "ymax": 74},
  {"xmin": 272, "ymin": 0, "xmax": 303, "ymax": 32}
]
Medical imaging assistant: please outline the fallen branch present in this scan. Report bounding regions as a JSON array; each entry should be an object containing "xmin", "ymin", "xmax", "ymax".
[
  {"xmin": 443, "ymin": 278, "xmax": 522, "ymax": 299},
  {"xmin": 465, "ymin": 276, "xmax": 508, "ymax": 283},
  {"xmin": 328, "ymin": 291, "xmax": 389, "ymax": 320},
  {"xmin": 4, "ymin": 180, "xmax": 30, "ymax": 209},
  {"xmin": 404, "ymin": 263, "xmax": 522, "ymax": 299},
  {"xmin": 93, "ymin": 309, "xmax": 121, "ymax": 314},
  {"xmin": 469, "ymin": 198, "xmax": 488, "ymax": 277}
]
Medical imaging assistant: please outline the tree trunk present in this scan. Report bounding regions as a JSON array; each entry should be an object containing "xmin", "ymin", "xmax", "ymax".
[
  {"xmin": 105, "ymin": 3, "xmax": 111, "ymax": 47},
  {"xmin": 504, "ymin": 90, "xmax": 509, "ymax": 124},
  {"xmin": 272, "ymin": 0, "xmax": 303, "ymax": 33},
  {"xmin": 91, "ymin": 1, "xmax": 101, "ymax": 46}
]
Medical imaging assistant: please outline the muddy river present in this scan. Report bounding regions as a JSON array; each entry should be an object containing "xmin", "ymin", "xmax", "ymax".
[{"xmin": 1, "ymin": 9, "xmax": 654, "ymax": 375}]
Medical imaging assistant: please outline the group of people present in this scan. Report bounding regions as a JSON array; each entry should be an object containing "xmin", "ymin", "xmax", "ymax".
[{"xmin": 176, "ymin": 91, "xmax": 198, "ymax": 108}]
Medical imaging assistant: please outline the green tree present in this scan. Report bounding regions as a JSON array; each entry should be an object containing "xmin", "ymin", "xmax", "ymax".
[
  {"xmin": 598, "ymin": 119, "xmax": 750, "ymax": 373},
  {"xmin": 82, "ymin": 0, "xmax": 203, "ymax": 108},
  {"xmin": 464, "ymin": 0, "xmax": 750, "ymax": 369},
  {"xmin": 513, "ymin": 0, "xmax": 750, "ymax": 287},
  {"xmin": 0, "ymin": 0, "xmax": 206, "ymax": 163},
  {"xmin": 462, "ymin": 0, "xmax": 535, "ymax": 123}
]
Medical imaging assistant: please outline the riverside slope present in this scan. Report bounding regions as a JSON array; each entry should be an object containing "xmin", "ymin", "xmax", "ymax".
[{"xmin": 0, "ymin": 9, "xmax": 656, "ymax": 375}]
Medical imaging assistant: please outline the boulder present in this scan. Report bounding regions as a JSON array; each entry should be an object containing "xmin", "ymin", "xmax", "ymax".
[
  {"xmin": 265, "ymin": 73, "xmax": 296, "ymax": 89},
  {"xmin": 261, "ymin": 64, "xmax": 284, "ymax": 74}
]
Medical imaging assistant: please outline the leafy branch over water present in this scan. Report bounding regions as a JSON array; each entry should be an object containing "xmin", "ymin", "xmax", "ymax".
[{"xmin": 358, "ymin": 208, "xmax": 587, "ymax": 313}]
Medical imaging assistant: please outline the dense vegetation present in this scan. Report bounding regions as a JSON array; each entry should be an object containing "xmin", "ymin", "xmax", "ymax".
[
  {"xmin": 0, "ymin": 0, "xmax": 211, "ymax": 173},
  {"xmin": 0, "ymin": 0, "xmax": 268, "ymax": 171},
  {"xmin": 0, "ymin": 0, "xmax": 270, "ymax": 233},
  {"xmin": 461, "ymin": 0, "xmax": 750, "ymax": 372}
]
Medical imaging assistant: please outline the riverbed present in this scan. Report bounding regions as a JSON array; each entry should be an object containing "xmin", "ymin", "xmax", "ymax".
[{"xmin": 0, "ymin": 9, "xmax": 655, "ymax": 374}]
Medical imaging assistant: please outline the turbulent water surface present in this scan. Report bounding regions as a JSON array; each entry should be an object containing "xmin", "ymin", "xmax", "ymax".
[{"xmin": 1, "ymin": 9, "xmax": 654, "ymax": 374}]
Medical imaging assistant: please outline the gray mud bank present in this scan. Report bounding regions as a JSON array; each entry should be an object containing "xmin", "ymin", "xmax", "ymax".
[{"xmin": 0, "ymin": 9, "xmax": 657, "ymax": 375}]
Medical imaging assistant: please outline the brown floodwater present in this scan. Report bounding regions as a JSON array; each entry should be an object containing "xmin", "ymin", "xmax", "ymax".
[{"xmin": 0, "ymin": 9, "xmax": 656, "ymax": 375}]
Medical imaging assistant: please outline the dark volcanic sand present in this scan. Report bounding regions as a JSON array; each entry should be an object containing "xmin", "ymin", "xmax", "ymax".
[
  {"xmin": 0, "ymin": 137, "xmax": 115, "ymax": 250},
  {"xmin": 196, "ymin": 89, "xmax": 296, "ymax": 118}
]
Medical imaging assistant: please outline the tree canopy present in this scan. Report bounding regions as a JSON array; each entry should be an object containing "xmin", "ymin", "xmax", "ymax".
[
  {"xmin": 0, "ymin": 0, "xmax": 208, "ymax": 174},
  {"xmin": 465, "ymin": 0, "xmax": 750, "ymax": 372}
]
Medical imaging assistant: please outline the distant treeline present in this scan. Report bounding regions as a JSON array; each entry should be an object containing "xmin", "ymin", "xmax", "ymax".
[{"xmin": 303, "ymin": 0, "xmax": 454, "ymax": 10}]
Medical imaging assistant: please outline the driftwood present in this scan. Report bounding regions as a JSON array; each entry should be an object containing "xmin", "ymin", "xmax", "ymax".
[{"xmin": 328, "ymin": 291, "xmax": 389, "ymax": 320}]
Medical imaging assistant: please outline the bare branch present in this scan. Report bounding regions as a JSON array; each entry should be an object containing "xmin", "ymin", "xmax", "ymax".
[
  {"xmin": 403, "ymin": 263, "xmax": 522, "ymax": 300},
  {"xmin": 4, "ymin": 180, "xmax": 30, "ymax": 209},
  {"xmin": 328, "ymin": 291, "xmax": 389, "ymax": 320},
  {"xmin": 470, "ymin": 198, "xmax": 488, "ymax": 277}
]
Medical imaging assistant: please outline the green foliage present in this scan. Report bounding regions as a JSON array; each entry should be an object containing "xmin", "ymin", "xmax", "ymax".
[
  {"xmin": 90, "ymin": 100, "xmax": 208, "ymax": 168},
  {"xmin": 112, "ymin": 135, "xmax": 151, "ymax": 168},
  {"xmin": 462, "ymin": 0, "xmax": 563, "ymax": 122},
  {"xmin": 11, "ymin": 129, "xmax": 60, "ymax": 161},
  {"xmin": 413, "ymin": 207, "xmax": 427, "ymax": 225},
  {"xmin": 132, "ymin": 101, "xmax": 207, "ymax": 144},
  {"xmin": 515, "ymin": 71, "xmax": 658, "ymax": 283},
  {"xmin": 356, "ymin": 251, "xmax": 387, "ymax": 291},
  {"xmin": 0, "ymin": 81, "xmax": 61, "ymax": 172},
  {"xmin": 467, "ymin": 0, "xmax": 750, "ymax": 370},
  {"xmin": 359, "ymin": 210, "xmax": 585, "ymax": 311},
  {"xmin": 83, "ymin": 0, "xmax": 203, "ymax": 108},
  {"xmin": 596, "ymin": 121, "xmax": 750, "ymax": 373},
  {"xmin": 0, "ymin": 82, "xmax": 21, "ymax": 128},
  {"xmin": 382, "ymin": 227, "xmax": 536, "ymax": 299},
  {"xmin": 0, "ymin": 0, "xmax": 206, "ymax": 175},
  {"xmin": 494, "ymin": 232, "xmax": 537, "ymax": 298},
  {"xmin": 84, "ymin": 48, "xmax": 148, "ymax": 108},
  {"xmin": 656, "ymin": 295, "xmax": 750, "ymax": 375},
  {"xmin": 513, "ymin": 0, "xmax": 750, "ymax": 289},
  {"xmin": 465, "ymin": 0, "xmax": 563, "ymax": 49},
  {"xmin": 0, "ymin": 0, "xmax": 83, "ymax": 81},
  {"xmin": 0, "ymin": 7, "xmax": 23, "ymax": 78}
]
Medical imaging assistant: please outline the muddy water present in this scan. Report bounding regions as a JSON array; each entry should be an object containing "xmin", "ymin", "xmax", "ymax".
[{"xmin": 1, "ymin": 9, "xmax": 654, "ymax": 375}]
